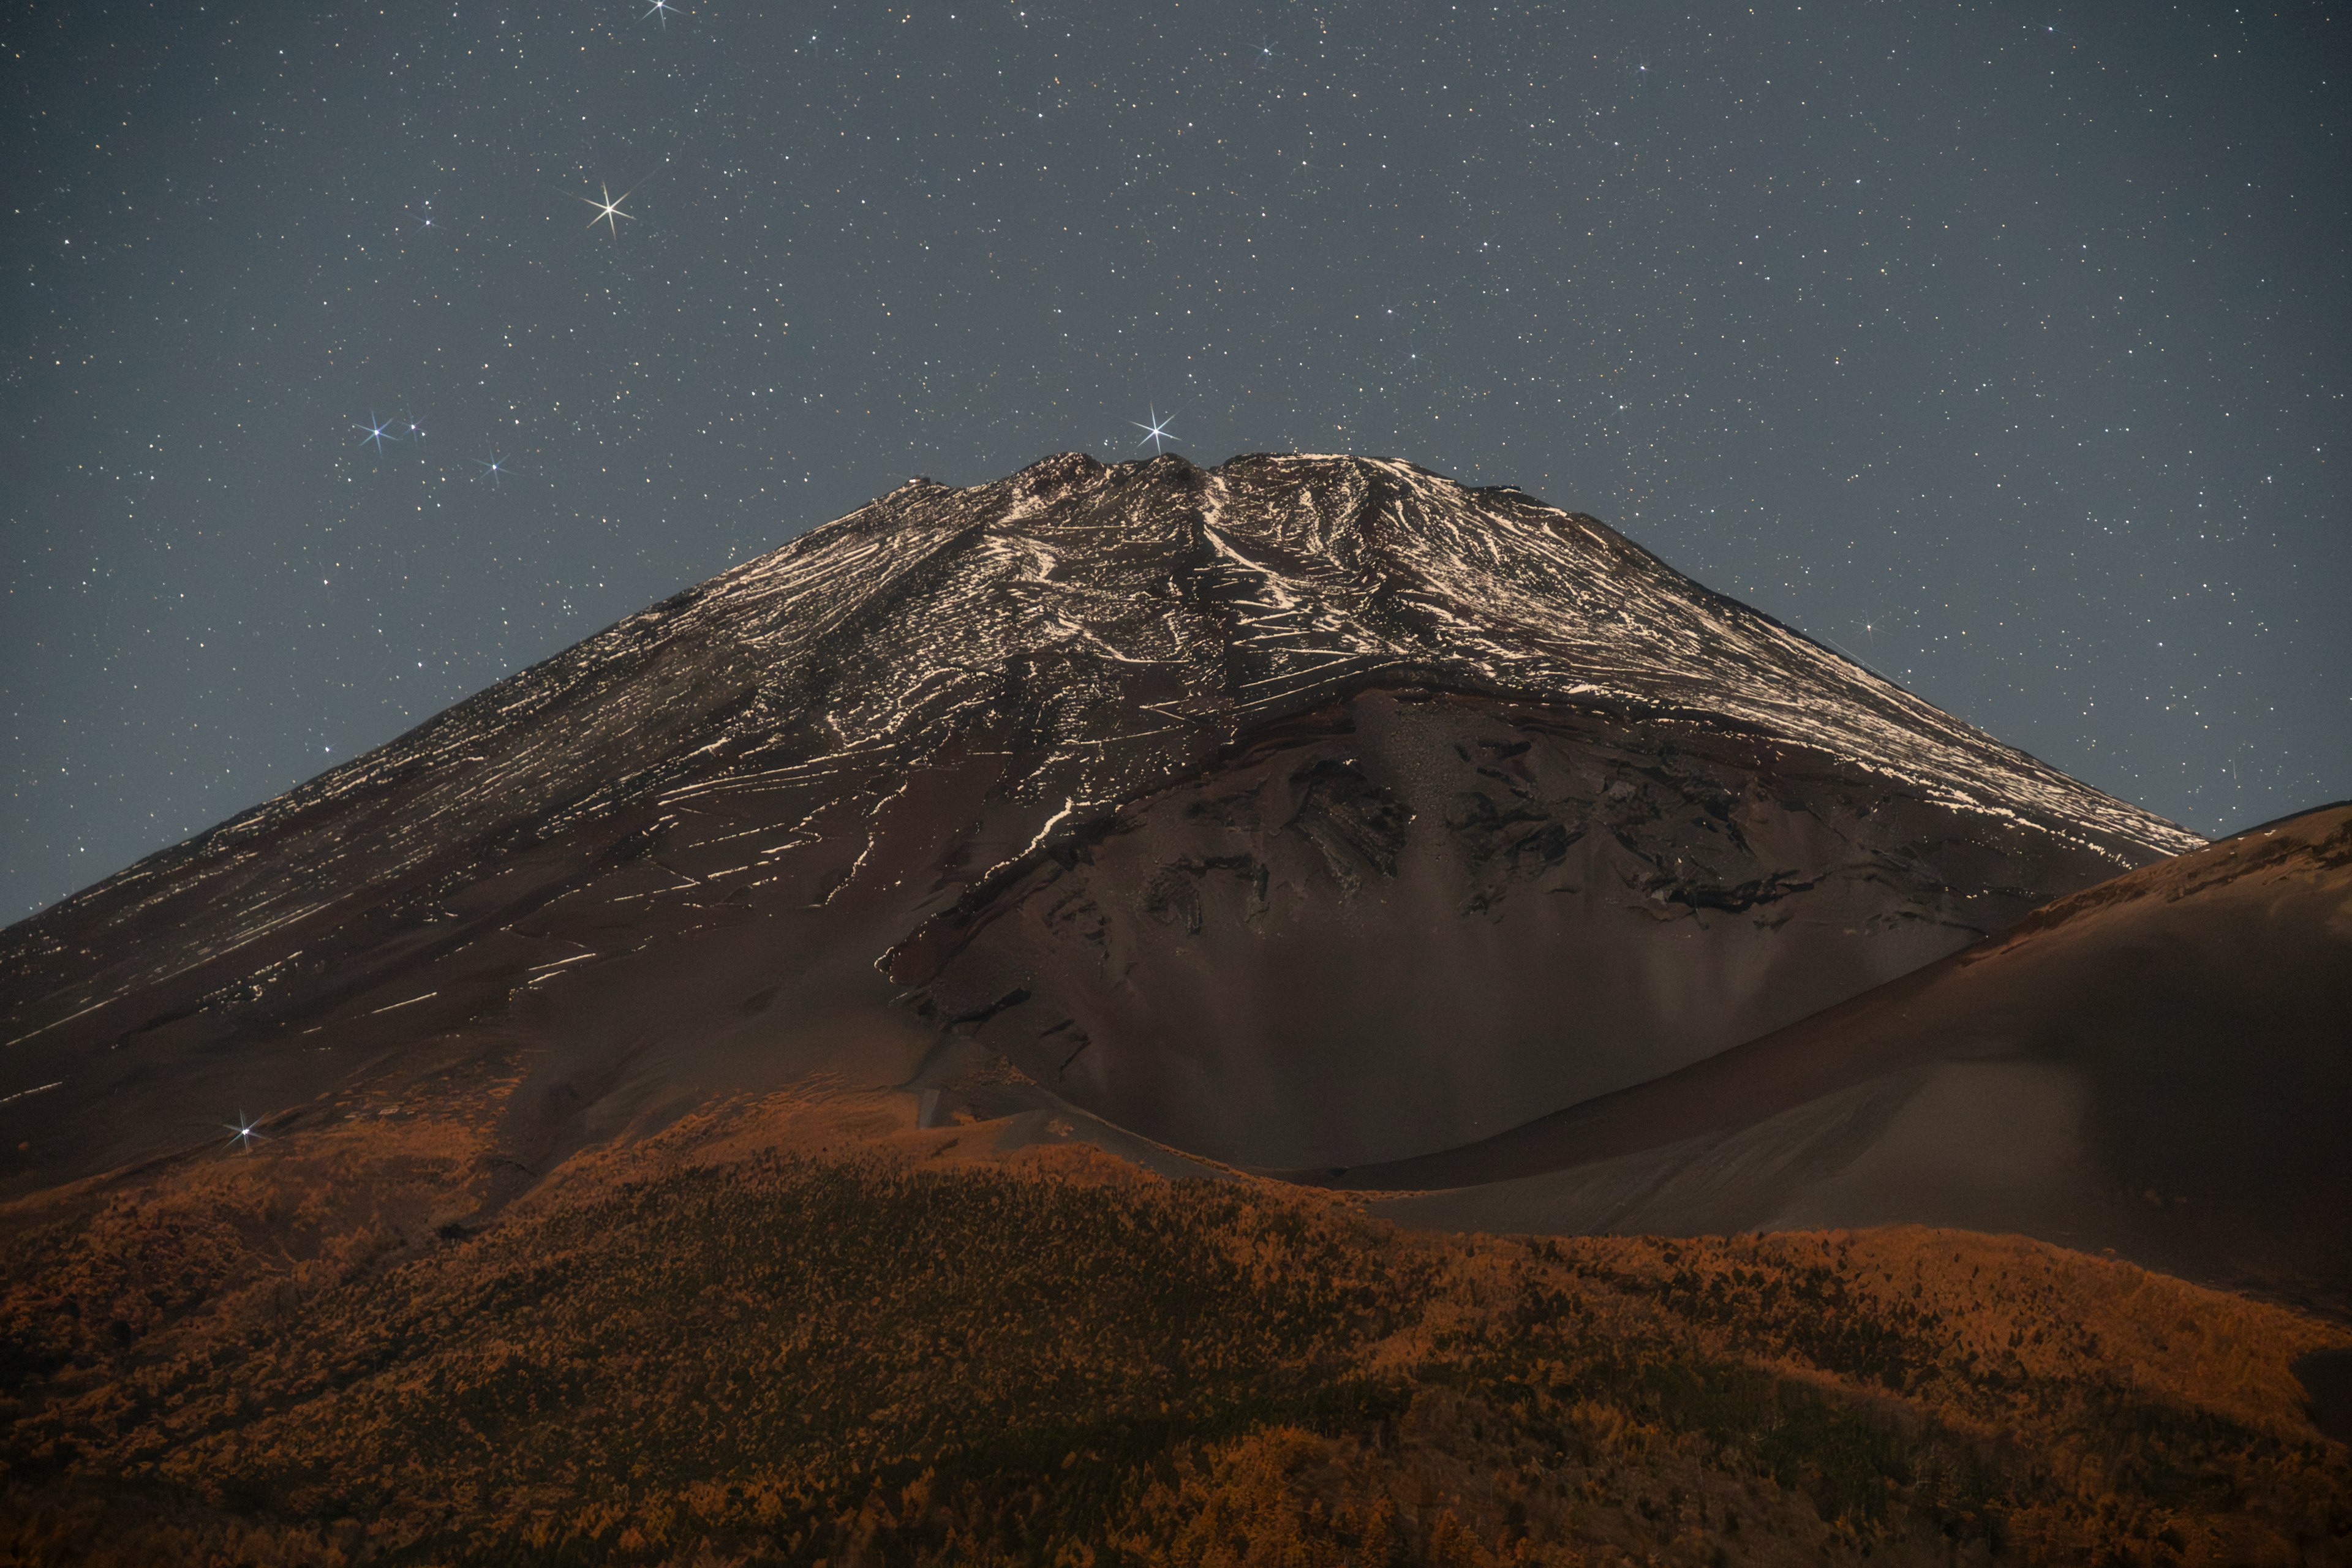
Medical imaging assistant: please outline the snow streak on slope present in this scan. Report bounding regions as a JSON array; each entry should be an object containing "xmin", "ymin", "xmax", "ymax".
[{"xmin": 1208, "ymin": 456, "xmax": 2189, "ymax": 858}]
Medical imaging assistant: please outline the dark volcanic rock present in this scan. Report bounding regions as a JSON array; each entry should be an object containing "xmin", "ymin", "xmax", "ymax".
[
  {"xmin": 889, "ymin": 688, "xmax": 2156, "ymax": 1167},
  {"xmin": 0, "ymin": 452, "xmax": 2194, "ymax": 1189}
]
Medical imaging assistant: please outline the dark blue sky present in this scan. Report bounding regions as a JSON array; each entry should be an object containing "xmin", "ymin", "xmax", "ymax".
[{"xmin": 6, "ymin": 1, "xmax": 2348, "ymax": 918}]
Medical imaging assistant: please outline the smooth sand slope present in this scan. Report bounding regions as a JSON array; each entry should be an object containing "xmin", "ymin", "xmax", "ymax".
[{"xmin": 1321, "ymin": 803, "xmax": 2352, "ymax": 1313}]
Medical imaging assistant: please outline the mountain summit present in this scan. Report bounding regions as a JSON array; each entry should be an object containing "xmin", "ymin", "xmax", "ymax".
[{"xmin": 2, "ymin": 452, "xmax": 2194, "ymax": 1190}]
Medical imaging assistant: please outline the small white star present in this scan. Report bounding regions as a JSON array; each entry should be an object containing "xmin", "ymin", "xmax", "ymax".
[
  {"xmin": 1131, "ymin": 405, "xmax": 1178, "ymax": 453},
  {"xmin": 644, "ymin": 0, "xmax": 679, "ymax": 26},
  {"xmin": 221, "ymin": 1112, "xmax": 268, "ymax": 1154},
  {"xmin": 475, "ymin": 453, "xmax": 509, "ymax": 489}
]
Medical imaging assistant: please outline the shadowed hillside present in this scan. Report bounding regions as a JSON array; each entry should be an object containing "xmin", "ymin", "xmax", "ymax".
[{"xmin": 1321, "ymin": 802, "xmax": 2352, "ymax": 1313}]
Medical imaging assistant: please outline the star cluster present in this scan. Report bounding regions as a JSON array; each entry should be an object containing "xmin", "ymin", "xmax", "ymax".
[{"xmin": 3, "ymin": 2, "xmax": 2345, "ymax": 916}]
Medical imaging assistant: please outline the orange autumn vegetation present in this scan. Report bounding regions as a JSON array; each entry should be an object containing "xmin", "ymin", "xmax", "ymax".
[{"xmin": 0, "ymin": 1090, "xmax": 2345, "ymax": 1567}]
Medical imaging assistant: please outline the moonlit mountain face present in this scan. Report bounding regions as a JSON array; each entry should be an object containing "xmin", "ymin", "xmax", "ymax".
[{"xmin": 0, "ymin": 453, "xmax": 2196, "ymax": 1189}]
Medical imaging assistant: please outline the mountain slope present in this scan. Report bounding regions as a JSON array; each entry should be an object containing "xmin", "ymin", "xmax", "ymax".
[
  {"xmin": 0, "ymin": 452, "xmax": 2194, "ymax": 1190},
  {"xmin": 5, "ymin": 1099, "xmax": 2346, "ymax": 1566},
  {"xmin": 1332, "ymin": 802, "xmax": 2352, "ymax": 1311}
]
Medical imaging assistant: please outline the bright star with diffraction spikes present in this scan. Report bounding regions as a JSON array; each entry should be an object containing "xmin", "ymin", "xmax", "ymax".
[
  {"xmin": 1132, "ymin": 406, "xmax": 1177, "ymax": 453},
  {"xmin": 354, "ymin": 411, "xmax": 398, "ymax": 453},
  {"xmin": 581, "ymin": 182, "xmax": 635, "ymax": 236}
]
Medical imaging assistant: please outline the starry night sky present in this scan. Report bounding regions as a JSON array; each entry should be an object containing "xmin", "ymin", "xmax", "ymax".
[{"xmin": 5, "ymin": 2, "xmax": 2347, "ymax": 919}]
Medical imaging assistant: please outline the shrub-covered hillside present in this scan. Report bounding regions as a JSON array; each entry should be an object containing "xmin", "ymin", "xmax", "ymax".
[{"xmin": 1, "ymin": 1093, "xmax": 2345, "ymax": 1566}]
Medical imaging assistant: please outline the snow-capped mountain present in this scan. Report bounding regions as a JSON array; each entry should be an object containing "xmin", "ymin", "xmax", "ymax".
[{"xmin": 0, "ymin": 452, "xmax": 2196, "ymax": 1185}]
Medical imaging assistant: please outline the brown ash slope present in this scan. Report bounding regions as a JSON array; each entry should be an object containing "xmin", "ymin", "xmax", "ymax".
[
  {"xmin": 1335, "ymin": 802, "xmax": 2352, "ymax": 1312},
  {"xmin": 0, "ymin": 451, "xmax": 2195, "ymax": 1189}
]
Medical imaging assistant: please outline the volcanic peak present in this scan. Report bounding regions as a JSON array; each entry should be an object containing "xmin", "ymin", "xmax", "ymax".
[{"xmin": 2, "ymin": 450, "xmax": 2189, "ymax": 1066}]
